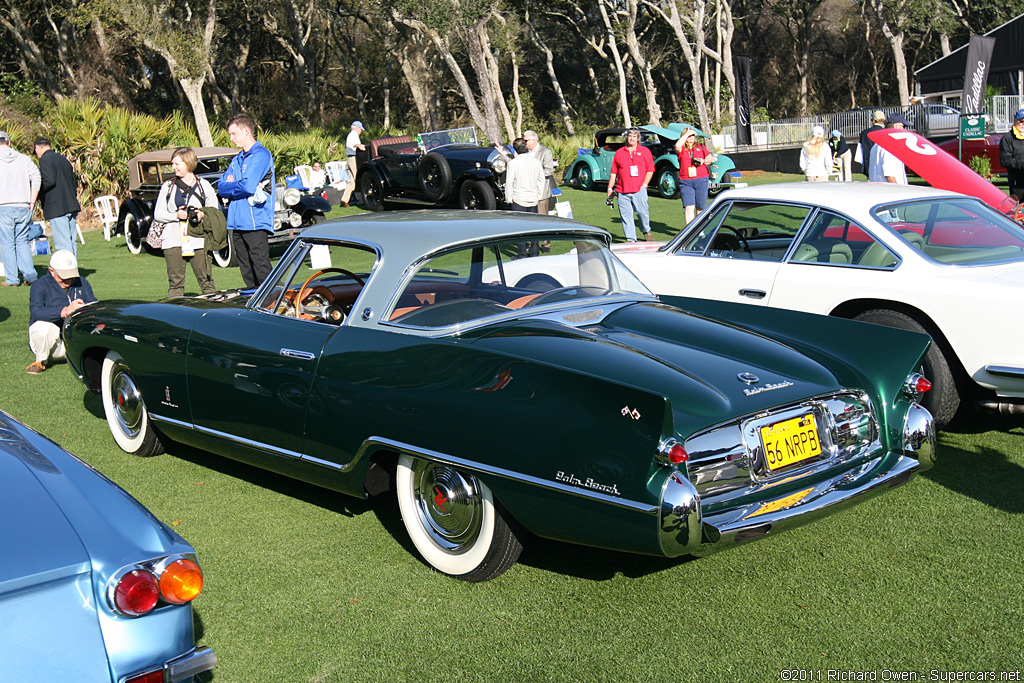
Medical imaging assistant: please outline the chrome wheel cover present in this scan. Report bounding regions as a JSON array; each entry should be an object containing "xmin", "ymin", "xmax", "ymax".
[
  {"xmin": 108, "ymin": 363, "xmax": 144, "ymax": 440},
  {"xmin": 410, "ymin": 460, "xmax": 484, "ymax": 553}
]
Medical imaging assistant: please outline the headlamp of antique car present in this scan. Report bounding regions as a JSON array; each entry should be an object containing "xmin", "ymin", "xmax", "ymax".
[
  {"xmin": 491, "ymin": 156, "xmax": 507, "ymax": 174},
  {"xmin": 283, "ymin": 187, "xmax": 302, "ymax": 207},
  {"xmin": 288, "ymin": 211, "xmax": 304, "ymax": 227}
]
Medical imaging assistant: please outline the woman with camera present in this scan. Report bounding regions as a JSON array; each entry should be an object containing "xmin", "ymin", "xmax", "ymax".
[
  {"xmin": 675, "ymin": 127, "xmax": 717, "ymax": 225},
  {"xmin": 152, "ymin": 147, "xmax": 219, "ymax": 298}
]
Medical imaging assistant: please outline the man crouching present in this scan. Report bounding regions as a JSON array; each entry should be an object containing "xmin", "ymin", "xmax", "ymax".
[{"xmin": 27, "ymin": 250, "xmax": 96, "ymax": 374}]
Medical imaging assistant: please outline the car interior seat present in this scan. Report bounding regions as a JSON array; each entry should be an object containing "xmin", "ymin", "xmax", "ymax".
[
  {"xmin": 791, "ymin": 239, "xmax": 853, "ymax": 264},
  {"xmin": 857, "ymin": 242, "xmax": 899, "ymax": 268}
]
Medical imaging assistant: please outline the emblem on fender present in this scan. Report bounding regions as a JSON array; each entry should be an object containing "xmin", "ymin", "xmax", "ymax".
[
  {"xmin": 621, "ymin": 406, "xmax": 641, "ymax": 420},
  {"xmin": 738, "ymin": 372, "xmax": 760, "ymax": 384}
]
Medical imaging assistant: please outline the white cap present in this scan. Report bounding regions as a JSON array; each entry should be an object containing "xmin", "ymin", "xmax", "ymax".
[
  {"xmin": 811, "ymin": 125, "xmax": 825, "ymax": 138},
  {"xmin": 50, "ymin": 250, "xmax": 80, "ymax": 279}
]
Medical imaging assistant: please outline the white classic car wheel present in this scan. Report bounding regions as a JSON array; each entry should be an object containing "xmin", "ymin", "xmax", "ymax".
[
  {"xmin": 854, "ymin": 309, "xmax": 960, "ymax": 426},
  {"xmin": 101, "ymin": 350, "xmax": 165, "ymax": 457},
  {"xmin": 396, "ymin": 454, "xmax": 522, "ymax": 581}
]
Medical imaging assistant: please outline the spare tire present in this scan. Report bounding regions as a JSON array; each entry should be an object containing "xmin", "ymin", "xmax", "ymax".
[{"xmin": 419, "ymin": 152, "xmax": 453, "ymax": 201}]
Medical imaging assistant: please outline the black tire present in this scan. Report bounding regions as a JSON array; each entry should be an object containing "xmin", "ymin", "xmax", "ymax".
[
  {"xmin": 122, "ymin": 211, "xmax": 144, "ymax": 255},
  {"xmin": 458, "ymin": 180, "xmax": 497, "ymax": 210},
  {"xmin": 361, "ymin": 173, "xmax": 386, "ymax": 212},
  {"xmin": 395, "ymin": 454, "xmax": 523, "ymax": 582},
  {"xmin": 212, "ymin": 231, "xmax": 236, "ymax": 268},
  {"xmin": 101, "ymin": 350, "xmax": 165, "ymax": 457},
  {"xmin": 419, "ymin": 152, "xmax": 453, "ymax": 201},
  {"xmin": 853, "ymin": 309, "xmax": 960, "ymax": 426},
  {"xmin": 654, "ymin": 164, "xmax": 679, "ymax": 199},
  {"xmin": 576, "ymin": 164, "xmax": 595, "ymax": 191}
]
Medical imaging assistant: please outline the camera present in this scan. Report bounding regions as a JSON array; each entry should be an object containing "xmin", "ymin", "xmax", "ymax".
[
  {"xmin": 605, "ymin": 193, "xmax": 616, "ymax": 207},
  {"xmin": 185, "ymin": 206, "xmax": 202, "ymax": 227},
  {"xmin": 693, "ymin": 157, "xmax": 704, "ymax": 166}
]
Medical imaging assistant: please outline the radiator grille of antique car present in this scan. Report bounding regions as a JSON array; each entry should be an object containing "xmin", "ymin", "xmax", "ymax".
[{"xmin": 682, "ymin": 392, "xmax": 880, "ymax": 509}]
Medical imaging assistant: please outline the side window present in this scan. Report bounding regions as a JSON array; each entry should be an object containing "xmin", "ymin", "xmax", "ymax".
[
  {"xmin": 791, "ymin": 210, "xmax": 897, "ymax": 268},
  {"xmin": 258, "ymin": 242, "xmax": 377, "ymax": 323},
  {"xmin": 683, "ymin": 201, "xmax": 810, "ymax": 262}
]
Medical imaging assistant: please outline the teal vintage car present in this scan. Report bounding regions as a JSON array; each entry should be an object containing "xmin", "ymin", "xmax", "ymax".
[
  {"xmin": 564, "ymin": 124, "xmax": 742, "ymax": 199},
  {"xmin": 63, "ymin": 211, "xmax": 935, "ymax": 582}
]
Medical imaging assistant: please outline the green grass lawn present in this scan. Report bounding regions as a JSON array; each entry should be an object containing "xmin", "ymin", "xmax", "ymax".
[{"xmin": 1, "ymin": 184, "xmax": 1022, "ymax": 681}]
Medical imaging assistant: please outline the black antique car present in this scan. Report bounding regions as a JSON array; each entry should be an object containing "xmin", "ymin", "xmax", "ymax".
[
  {"xmin": 116, "ymin": 147, "xmax": 329, "ymax": 267},
  {"xmin": 356, "ymin": 127, "xmax": 508, "ymax": 211}
]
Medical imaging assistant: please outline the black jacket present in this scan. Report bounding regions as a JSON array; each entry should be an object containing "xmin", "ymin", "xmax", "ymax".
[
  {"xmin": 858, "ymin": 125, "xmax": 883, "ymax": 176},
  {"xmin": 38, "ymin": 149, "xmax": 80, "ymax": 220},
  {"xmin": 999, "ymin": 130, "xmax": 1024, "ymax": 178}
]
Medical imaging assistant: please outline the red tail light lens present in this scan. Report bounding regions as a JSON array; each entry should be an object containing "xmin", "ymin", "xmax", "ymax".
[
  {"xmin": 904, "ymin": 373, "xmax": 932, "ymax": 399},
  {"xmin": 112, "ymin": 569, "xmax": 160, "ymax": 616},
  {"xmin": 125, "ymin": 670, "xmax": 164, "ymax": 683},
  {"xmin": 668, "ymin": 443, "xmax": 689, "ymax": 463},
  {"xmin": 915, "ymin": 377, "xmax": 932, "ymax": 394},
  {"xmin": 159, "ymin": 558, "xmax": 204, "ymax": 604}
]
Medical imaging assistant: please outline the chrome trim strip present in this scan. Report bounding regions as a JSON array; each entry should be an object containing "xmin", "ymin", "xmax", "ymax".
[
  {"xmin": 167, "ymin": 646, "xmax": 218, "ymax": 683},
  {"xmin": 985, "ymin": 365, "xmax": 1024, "ymax": 378},
  {"xmin": 303, "ymin": 453, "xmax": 345, "ymax": 471},
  {"xmin": 351, "ymin": 437, "xmax": 658, "ymax": 515},
  {"xmin": 149, "ymin": 415, "xmax": 304, "ymax": 461},
  {"xmin": 280, "ymin": 348, "xmax": 316, "ymax": 360}
]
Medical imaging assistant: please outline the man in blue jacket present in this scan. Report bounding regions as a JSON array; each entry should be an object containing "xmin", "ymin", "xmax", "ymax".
[
  {"xmin": 218, "ymin": 113, "xmax": 274, "ymax": 288},
  {"xmin": 27, "ymin": 250, "xmax": 96, "ymax": 374}
]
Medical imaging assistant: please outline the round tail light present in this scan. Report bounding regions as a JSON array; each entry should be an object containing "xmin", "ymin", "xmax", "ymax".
[
  {"xmin": 112, "ymin": 568, "xmax": 160, "ymax": 616},
  {"xmin": 159, "ymin": 558, "xmax": 204, "ymax": 604}
]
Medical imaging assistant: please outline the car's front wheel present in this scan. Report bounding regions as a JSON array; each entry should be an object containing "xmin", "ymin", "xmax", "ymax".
[
  {"xmin": 654, "ymin": 165, "xmax": 679, "ymax": 199},
  {"xmin": 101, "ymin": 350, "xmax": 165, "ymax": 456},
  {"xmin": 853, "ymin": 309, "xmax": 961, "ymax": 426},
  {"xmin": 458, "ymin": 180, "xmax": 497, "ymax": 210},
  {"xmin": 395, "ymin": 454, "xmax": 522, "ymax": 582},
  {"xmin": 123, "ymin": 212, "xmax": 144, "ymax": 255},
  {"xmin": 361, "ymin": 174, "xmax": 385, "ymax": 212}
]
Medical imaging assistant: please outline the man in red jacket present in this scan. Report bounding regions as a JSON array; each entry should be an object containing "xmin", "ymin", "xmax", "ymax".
[{"xmin": 606, "ymin": 128, "xmax": 655, "ymax": 241}]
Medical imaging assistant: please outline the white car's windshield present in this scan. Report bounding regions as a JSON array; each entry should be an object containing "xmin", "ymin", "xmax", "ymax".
[{"xmin": 873, "ymin": 198, "xmax": 1024, "ymax": 265}]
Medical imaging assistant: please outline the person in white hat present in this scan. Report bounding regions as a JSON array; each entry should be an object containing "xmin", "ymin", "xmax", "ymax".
[
  {"xmin": 799, "ymin": 125, "xmax": 833, "ymax": 181},
  {"xmin": 341, "ymin": 121, "xmax": 366, "ymax": 207},
  {"xmin": 26, "ymin": 250, "xmax": 96, "ymax": 374}
]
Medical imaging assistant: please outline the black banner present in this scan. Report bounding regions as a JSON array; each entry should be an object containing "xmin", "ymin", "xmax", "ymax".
[
  {"xmin": 734, "ymin": 56, "xmax": 752, "ymax": 146},
  {"xmin": 961, "ymin": 35, "xmax": 996, "ymax": 115}
]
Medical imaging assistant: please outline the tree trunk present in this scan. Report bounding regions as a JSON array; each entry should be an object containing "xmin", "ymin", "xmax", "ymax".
[
  {"xmin": 398, "ymin": 35, "xmax": 439, "ymax": 130},
  {"xmin": 647, "ymin": 0, "xmax": 712, "ymax": 132},
  {"xmin": 624, "ymin": 0, "xmax": 662, "ymax": 125},
  {"xmin": 525, "ymin": 10, "xmax": 575, "ymax": 135},
  {"xmin": 180, "ymin": 77, "xmax": 215, "ymax": 146},
  {"xmin": 598, "ymin": 0, "xmax": 631, "ymax": 126}
]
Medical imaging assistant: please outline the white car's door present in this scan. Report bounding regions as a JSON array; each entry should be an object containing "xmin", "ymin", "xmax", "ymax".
[{"xmin": 625, "ymin": 199, "xmax": 812, "ymax": 305}]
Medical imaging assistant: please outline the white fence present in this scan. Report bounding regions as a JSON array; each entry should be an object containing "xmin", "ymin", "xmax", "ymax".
[{"xmin": 718, "ymin": 96, "xmax": 1024, "ymax": 152}]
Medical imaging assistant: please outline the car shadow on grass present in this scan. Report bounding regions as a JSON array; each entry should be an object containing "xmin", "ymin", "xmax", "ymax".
[{"xmin": 926, "ymin": 409, "xmax": 1024, "ymax": 514}]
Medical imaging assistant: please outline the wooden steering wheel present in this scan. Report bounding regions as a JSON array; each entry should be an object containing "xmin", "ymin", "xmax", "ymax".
[{"xmin": 294, "ymin": 268, "xmax": 365, "ymax": 319}]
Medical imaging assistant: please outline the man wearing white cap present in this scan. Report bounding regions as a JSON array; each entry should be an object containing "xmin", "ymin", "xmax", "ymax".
[
  {"xmin": 0, "ymin": 130, "xmax": 41, "ymax": 286},
  {"xmin": 26, "ymin": 249, "xmax": 96, "ymax": 374},
  {"xmin": 341, "ymin": 121, "xmax": 366, "ymax": 207}
]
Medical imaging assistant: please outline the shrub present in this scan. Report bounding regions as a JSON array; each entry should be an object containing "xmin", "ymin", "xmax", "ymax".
[{"xmin": 968, "ymin": 155, "xmax": 993, "ymax": 179}]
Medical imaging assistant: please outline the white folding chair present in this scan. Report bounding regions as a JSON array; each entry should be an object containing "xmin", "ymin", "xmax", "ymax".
[
  {"xmin": 325, "ymin": 160, "xmax": 349, "ymax": 185},
  {"xmin": 294, "ymin": 165, "xmax": 314, "ymax": 190},
  {"xmin": 93, "ymin": 195, "xmax": 118, "ymax": 241}
]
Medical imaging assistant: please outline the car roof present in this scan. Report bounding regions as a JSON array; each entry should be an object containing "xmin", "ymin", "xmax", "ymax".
[
  {"xmin": 717, "ymin": 182, "xmax": 963, "ymax": 207},
  {"xmin": 127, "ymin": 147, "xmax": 238, "ymax": 189}
]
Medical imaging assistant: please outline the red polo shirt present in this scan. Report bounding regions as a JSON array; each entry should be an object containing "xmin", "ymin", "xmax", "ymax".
[{"xmin": 610, "ymin": 145, "xmax": 654, "ymax": 194}]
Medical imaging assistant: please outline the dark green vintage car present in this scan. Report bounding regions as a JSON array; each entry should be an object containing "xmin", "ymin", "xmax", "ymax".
[{"xmin": 64, "ymin": 211, "xmax": 936, "ymax": 581}]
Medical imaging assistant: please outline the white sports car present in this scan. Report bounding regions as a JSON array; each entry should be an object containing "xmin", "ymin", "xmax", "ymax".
[{"xmin": 498, "ymin": 183, "xmax": 1024, "ymax": 426}]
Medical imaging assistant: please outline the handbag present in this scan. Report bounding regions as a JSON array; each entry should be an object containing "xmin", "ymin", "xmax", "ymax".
[{"xmin": 146, "ymin": 221, "xmax": 164, "ymax": 249}]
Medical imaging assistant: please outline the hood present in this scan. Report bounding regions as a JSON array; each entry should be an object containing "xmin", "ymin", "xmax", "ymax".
[
  {"xmin": 0, "ymin": 422, "xmax": 91, "ymax": 592},
  {"xmin": 470, "ymin": 301, "xmax": 842, "ymax": 434},
  {"xmin": 0, "ymin": 146, "xmax": 21, "ymax": 163}
]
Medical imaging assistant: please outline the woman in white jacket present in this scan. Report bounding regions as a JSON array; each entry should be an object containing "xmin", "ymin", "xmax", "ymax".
[
  {"xmin": 152, "ymin": 147, "xmax": 220, "ymax": 297},
  {"xmin": 799, "ymin": 126, "xmax": 833, "ymax": 182}
]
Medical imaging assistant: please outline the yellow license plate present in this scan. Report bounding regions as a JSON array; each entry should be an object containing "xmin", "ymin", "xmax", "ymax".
[{"xmin": 760, "ymin": 414, "xmax": 821, "ymax": 471}]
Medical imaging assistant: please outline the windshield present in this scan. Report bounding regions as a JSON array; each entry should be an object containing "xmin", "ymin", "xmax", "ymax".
[
  {"xmin": 387, "ymin": 236, "xmax": 653, "ymax": 329},
  {"xmin": 872, "ymin": 198, "xmax": 1024, "ymax": 265}
]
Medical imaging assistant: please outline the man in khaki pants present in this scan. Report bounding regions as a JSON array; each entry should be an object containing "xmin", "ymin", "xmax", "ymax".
[{"xmin": 341, "ymin": 121, "xmax": 365, "ymax": 207}]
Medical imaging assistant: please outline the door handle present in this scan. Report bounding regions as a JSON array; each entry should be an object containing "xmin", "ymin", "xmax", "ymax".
[
  {"xmin": 280, "ymin": 348, "xmax": 316, "ymax": 360},
  {"xmin": 738, "ymin": 289, "xmax": 767, "ymax": 299}
]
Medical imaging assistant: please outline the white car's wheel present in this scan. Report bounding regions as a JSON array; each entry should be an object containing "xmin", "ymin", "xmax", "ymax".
[
  {"xmin": 101, "ymin": 350, "xmax": 165, "ymax": 457},
  {"xmin": 396, "ymin": 454, "xmax": 522, "ymax": 581}
]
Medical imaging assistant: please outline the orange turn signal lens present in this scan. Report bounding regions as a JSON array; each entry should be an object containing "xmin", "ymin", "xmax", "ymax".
[{"xmin": 159, "ymin": 558, "xmax": 204, "ymax": 604}]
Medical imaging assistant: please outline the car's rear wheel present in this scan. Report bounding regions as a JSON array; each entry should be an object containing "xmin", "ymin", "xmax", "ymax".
[
  {"xmin": 576, "ymin": 164, "xmax": 594, "ymax": 190},
  {"xmin": 101, "ymin": 350, "xmax": 165, "ymax": 457},
  {"xmin": 212, "ymin": 231, "xmax": 236, "ymax": 268},
  {"xmin": 419, "ymin": 152, "xmax": 453, "ymax": 201},
  {"xmin": 361, "ymin": 174, "xmax": 385, "ymax": 212},
  {"xmin": 123, "ymin": 212, "xmax": 144, "ymax": 255},
  {"xmin": 654, "ymin": 164, "xmax": 679, "ymax": 199},
  {"xmin": 396, "ymin": 454, "xmax": 522, "ymax": 582},
  {"xmin": 853, "ymin": 309, "xmax": 960, "ymax": 426},
  {"xmin": 458, "ymin": 180, "xmax": 497, "ymax": 210}
]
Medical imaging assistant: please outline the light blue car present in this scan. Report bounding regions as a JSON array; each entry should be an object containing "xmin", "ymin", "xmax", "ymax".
[{"xmin": 0, "ymin": 409, "xmax": 215, "ymax": 682}]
